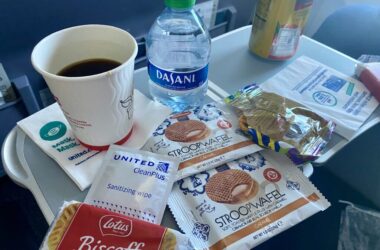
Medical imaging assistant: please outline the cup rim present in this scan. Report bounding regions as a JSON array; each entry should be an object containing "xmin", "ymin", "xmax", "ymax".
[{"xmin": 31, "ymin": 24, "xmax": 138, "ymax": 81}]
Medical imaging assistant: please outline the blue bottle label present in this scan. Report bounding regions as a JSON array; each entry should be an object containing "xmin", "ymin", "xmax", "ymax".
[{"xmin": 148, "ymin": 62, "xmax": 208, "ymax": 91}]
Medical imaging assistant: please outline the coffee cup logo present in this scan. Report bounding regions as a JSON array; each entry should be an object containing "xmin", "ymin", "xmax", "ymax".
[
  {"xmin": 99, "ymin": 215, "xmax": 133, "ymax": 237},
  {"xmin": 120, "ymin": 95, "xmax": 133, "ymax": 120},
  {"xmin": 39, "ymin": 121, "xmax": 67, "ymax": 141}
]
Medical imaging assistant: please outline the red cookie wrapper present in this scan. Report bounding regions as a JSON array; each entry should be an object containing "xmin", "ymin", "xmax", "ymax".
[{"xmin": 40, "ymin": 201, "xmax": 191, "ymax": 250}]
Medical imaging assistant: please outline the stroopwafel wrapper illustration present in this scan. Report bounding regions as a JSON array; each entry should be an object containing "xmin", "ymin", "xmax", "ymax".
[
  {"xmin": 143, "ymin": 102, "xmax": 262, "ymax": 180},
  {"xmin": 168, "ymin": 150, "xmax": 330, "ymax": 250}
]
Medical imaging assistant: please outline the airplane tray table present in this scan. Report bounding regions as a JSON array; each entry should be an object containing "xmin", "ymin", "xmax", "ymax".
[
  {"xmin": 2, "ymin": 26, "xmax": 379, "ymax": 225},
  {"xmin": 207, "ymin": 26, "xmax": 380, "ymax": 165}
]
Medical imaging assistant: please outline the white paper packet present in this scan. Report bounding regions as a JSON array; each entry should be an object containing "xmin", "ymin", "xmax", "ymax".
[
  {"xmin": 168, "ymin": 150, "xmax": 330, "ymax": 250},
  {"xmin": 142, "ymin": 102, "xmax": 262, "ymax": 180},
  {"xmin": 85, "ymin": 145, "xmax": 179, "ymax": 225},
  {"xmin": 17, "ymin": 90, "xmax": 172, "ymax": 191},
  {"xmin": 261, "ymin": 56, "xmax": 379, "ymax": 139}
]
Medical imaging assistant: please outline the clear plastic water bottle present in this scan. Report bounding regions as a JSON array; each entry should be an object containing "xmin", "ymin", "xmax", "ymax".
[{"xmin": 146, "ymin": 0, "xmax": 211, "ymax": 112}]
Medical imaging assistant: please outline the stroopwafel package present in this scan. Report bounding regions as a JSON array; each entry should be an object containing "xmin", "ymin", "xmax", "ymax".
[
  {"xmin": 168, "ymin": 150, "xmax": 330, "ymax": 250},
  {"xmin": 143, "ymin": 102, "xmax": 262, "ymax": 180}
]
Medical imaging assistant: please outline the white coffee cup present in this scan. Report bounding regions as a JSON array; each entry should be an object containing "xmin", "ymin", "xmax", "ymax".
[{"xmin": 31, "ymin": 25, "xmax": 138, "ymax": 150}]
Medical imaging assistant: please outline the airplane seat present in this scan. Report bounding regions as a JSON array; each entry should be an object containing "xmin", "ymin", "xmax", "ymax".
[{"xmin": 313, "ymin": 4, "xmax": 380, "ymax": 59}]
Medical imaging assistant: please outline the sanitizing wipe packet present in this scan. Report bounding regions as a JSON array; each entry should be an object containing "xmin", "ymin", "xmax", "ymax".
[
  {"xmin": 168, "ymin": 150, "xmax": 330, "ymax": 250},
  {"xmin": 40, "ymin": 201, "xmax": 192, "ymax": 250},
  {"xmin": 260, "ymin": 56, "xmax": 379, "ymax": 139},
  {"xmin": 85, "ymin": 145, "xmax": 179, "ymax": 224},
  {"xmin": 142, "ymin": 102, "xmax": 262, "ymax": 180}
]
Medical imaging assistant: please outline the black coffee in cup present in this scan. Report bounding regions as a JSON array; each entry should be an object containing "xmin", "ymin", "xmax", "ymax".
[
  {"xmin": 58, "ymin": 58, "xmax": 121, "ymax": 77},
  {"xmin": 31, "ymin": 25, "xmax": 138, "ymax": 149}
]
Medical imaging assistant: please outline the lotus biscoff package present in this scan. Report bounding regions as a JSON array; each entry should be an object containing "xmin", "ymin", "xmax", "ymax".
[{"xmin": 40, "ymin": 201, "xmax": 191, "ymax": 250}]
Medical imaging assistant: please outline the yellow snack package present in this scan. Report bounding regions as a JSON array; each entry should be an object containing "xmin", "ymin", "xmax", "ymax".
[{"xmin": 225, "ymin": 83, "xmax": 335, "ymax": 164}]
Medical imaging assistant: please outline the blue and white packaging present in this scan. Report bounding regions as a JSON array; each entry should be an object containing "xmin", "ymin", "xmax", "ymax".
[
  {"xmin": 85, "ymin": 145, "xmax": 179, "ymax": 225},
  {"xmin": 143, "ymin": 102, "xmax": 262, "ymax": 180},
  {"xmin": 261, "ymin": 56, "xmax": 379, "ymax": 139},
  {"xmin": 168, "ymin": 151, "xmax": 330, "ymax": 250},
  {"xmin": 148, "ymin": 62, "xmax": 208, "ymax": 91}
]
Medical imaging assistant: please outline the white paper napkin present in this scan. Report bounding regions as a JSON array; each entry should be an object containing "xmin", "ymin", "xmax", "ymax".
[{"xmin": 17, "ymin": 90, "xmax": 171, "ymax": 191}]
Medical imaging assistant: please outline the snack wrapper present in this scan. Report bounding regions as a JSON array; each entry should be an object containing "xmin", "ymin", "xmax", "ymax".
[
  {"xmin": 40, "ymin": 201, "xmax": 192, "ymax": 250},
  {"xmin": 225, "ymin": 84, "xmax": 335, "ymax": 164},
  {"xmin": 85, "ymin": 145, "xmax": 178, "ymax": 224},
  {"xmin": 168, "ymin": 150, "xmax": 330, "ymax": 250},
  {"xmin": 143, "ymin": 102, "xmax": 262, "ymax": 180}
]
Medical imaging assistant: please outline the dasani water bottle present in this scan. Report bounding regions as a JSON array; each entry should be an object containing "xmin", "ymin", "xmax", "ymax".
[{"xmin": 146, "ymin": 0, "xmax": 211, "ymax": 112}]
